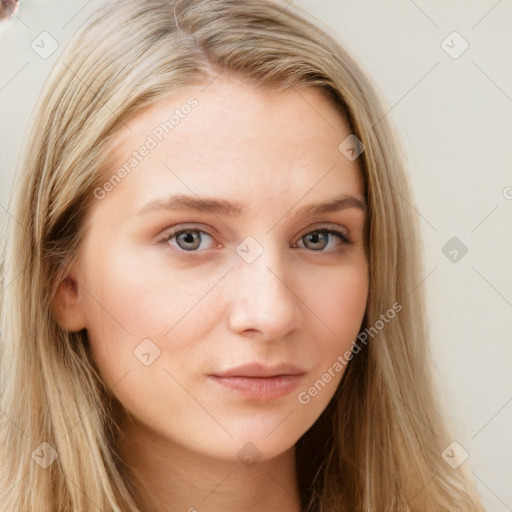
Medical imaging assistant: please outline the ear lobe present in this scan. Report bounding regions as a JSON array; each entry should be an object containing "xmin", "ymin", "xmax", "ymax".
[{"xmin": 52, "ymin": 276, "xmax": 87, "ymax": 332}]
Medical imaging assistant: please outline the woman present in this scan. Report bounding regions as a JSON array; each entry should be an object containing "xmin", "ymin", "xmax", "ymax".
[{"xmin": 0, "ymin": 0, "xmax": 486, "ymax": 510}]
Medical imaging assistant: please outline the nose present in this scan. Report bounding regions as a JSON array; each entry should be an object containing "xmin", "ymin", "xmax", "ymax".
[{"xmin": 226, "ymin": 246, "xmax": 302, "ymax": 341}]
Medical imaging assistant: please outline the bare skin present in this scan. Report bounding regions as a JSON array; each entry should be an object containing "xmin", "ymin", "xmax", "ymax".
[{"xmin": 53, "ymin": 74, "xmax": 368, "ymax": 512}]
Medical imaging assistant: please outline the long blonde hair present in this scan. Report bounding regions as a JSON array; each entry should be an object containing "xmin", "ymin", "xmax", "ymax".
[{"xmin": 0, "ymin": 0, "xmax": 485, "ymax": 510}]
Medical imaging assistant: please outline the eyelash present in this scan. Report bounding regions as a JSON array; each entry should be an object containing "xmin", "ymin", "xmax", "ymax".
[{"xmin": 158, "ymin": 224, "xmax": 352, "ymax": 254}]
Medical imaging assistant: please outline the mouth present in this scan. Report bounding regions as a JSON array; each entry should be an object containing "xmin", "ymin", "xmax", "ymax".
[{"xmin": 209, "ymin": 362, "xmax": 307, "ymax": 400}]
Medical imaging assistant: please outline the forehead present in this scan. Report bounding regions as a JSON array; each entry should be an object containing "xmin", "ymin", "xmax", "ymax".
[
  {"xmin": 95, "ymin": 75, "xmax": 363, "ymax": 216},
  {"xmin": 104, "ymin": 75, "xmax": 351, "ymax": 164}
]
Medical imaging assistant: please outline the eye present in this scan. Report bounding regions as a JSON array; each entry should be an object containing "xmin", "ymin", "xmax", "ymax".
[
  {"xmin": 158, "ymin": 224, "xmax": 351, "ymax": 254},
  {"xmin": 294, "ymin": 227, "xmax": 351, "ymax": 252},
  {"xmin": 162, "ymin": 228, "xmax": 217, "ymax": 252}
]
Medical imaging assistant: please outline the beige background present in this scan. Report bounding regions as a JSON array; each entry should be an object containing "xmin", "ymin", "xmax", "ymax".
[{"xmin": 1, "ymin": 1, "xmax": 511, "ymax": 510}]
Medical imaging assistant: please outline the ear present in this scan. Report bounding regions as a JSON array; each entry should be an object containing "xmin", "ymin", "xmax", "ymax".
[{"xmin": 52, "ymin": 273, "xmax": 88, "ymax": 332}]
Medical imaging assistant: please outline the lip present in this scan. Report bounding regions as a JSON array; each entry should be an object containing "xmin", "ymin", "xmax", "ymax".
[
  {"xmin": 211, "ymin": 362, "xmax": 306, "ymax": 378},
  {"xmin": 209, "ymin": 362, "xmax": 306, "ymax": 400}
]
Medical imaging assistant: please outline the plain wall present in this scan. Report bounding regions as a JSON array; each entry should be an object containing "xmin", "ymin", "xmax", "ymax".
[{"xmin": 1, "ymin": 1, "xmax": 511, "ymax": 510}]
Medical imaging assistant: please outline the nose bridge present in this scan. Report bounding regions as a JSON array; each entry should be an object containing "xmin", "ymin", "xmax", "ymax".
[
  {"xmin": 242, "ymin": 249, "xmax": 283, "ymax": 294},
  {"xmin": 235, "ymin": 239, "xmax": 289, "ymax": 300},
  {"xmin": 227, "ymin": 238, "xmax": 300, "ymax": 338}
]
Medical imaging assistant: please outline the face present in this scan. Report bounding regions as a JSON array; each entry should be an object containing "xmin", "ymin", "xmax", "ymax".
[{"xmin": 56, "ymin": 75, "xmax": 368, "ymax": 463}]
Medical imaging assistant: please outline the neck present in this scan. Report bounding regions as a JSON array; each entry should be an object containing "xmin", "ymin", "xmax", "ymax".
[{"xmin": 117, "ymin": 415, "xmax": 303, "ymax": 512}]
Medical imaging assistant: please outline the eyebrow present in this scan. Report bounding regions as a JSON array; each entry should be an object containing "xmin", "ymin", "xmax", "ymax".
[{"xmin": 136, "ymin": 193, "xmax": 366, "ymax": 218}]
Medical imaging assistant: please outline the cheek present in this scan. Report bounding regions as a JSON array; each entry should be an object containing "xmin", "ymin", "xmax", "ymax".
[
  {"xmin": 304, "ymin": 266, "xmax": 367, "ymax": 386},
  {"xmin": 305, "ymin": 259, "xmax": 368, "ymax": 349},
  {"xmin": 83, "ymin": 241, "xmax": 201, "ymax": 332},
  {"xmin": 293, "ymin": 262, "xmax": 368, "ymax": 412},
  {"xmin": 80, "ymin": 244, "xmax": 222, "ymax": 386}
]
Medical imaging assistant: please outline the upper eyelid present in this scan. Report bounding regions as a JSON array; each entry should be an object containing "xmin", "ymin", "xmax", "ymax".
[
  {"xmin": 162, "ymin": 224, "xmax": 217, "ymax": 242},
  {"xmin": 162, "ymin": 222, "xmax": 349, "ymax": 238},
  {"xmin": 161, "ymin": 223, "xmax": 351, "ymax": 248}
]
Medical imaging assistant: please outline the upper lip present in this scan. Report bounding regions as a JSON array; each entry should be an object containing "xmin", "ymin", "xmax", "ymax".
[{"xmin": 211, "ymin": 362, "xmax": 307, "ymax": 378}]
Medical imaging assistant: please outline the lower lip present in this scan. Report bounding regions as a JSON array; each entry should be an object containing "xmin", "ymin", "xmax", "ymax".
[{"xmin": 209, "ymin": 375, "xmax": 303, "ymax": 400}]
